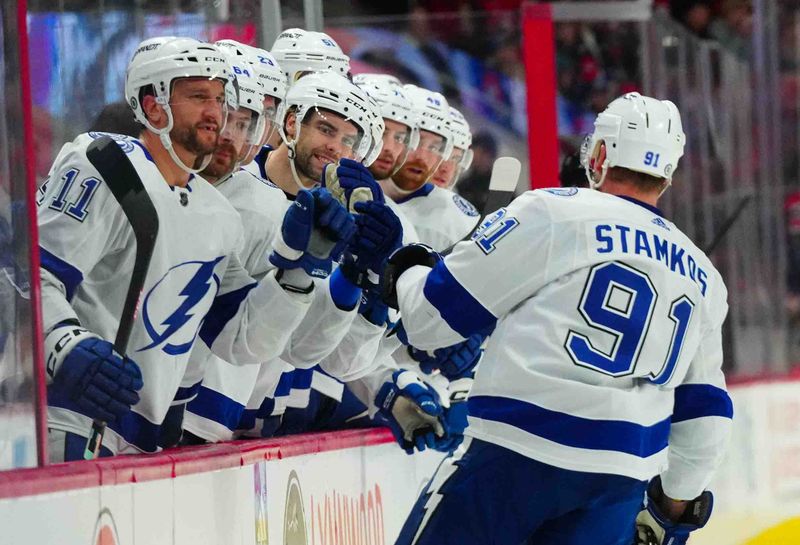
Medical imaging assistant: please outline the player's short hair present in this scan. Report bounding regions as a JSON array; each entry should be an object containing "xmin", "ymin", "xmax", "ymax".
[{"xmin": 607, "ymin": 166, "xmax": 667, "ymax": 193}]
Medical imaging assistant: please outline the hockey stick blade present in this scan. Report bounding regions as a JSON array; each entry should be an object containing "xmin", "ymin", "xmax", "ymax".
[
  {"xmin": 83, "ymin": 135, "xmax": 160, "ymax": 459},
  {"xmin": 482, "ymin": 156, "xmax": 522, "ymax": 217}
]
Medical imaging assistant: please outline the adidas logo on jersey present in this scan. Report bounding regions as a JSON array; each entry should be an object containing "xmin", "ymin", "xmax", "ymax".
[{"xmin": 651, "ymin": 217, "xmax": 670, "ymax": 230}]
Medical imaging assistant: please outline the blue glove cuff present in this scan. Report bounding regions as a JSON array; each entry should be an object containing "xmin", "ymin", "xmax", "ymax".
[{"xmin": 329, "ymin": 267, "xmax": 362, "ymax": 311}]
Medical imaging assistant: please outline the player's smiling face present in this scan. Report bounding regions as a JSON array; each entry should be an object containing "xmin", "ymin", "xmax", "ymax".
[
  {"xmin": 369, "ymin": 119, "xmax": 411, "ymax": 180},
  {"xmin": 168, "ymin": 77, "xmax": 226, "ymax": 157},
  {"xmin": 391, "ymin": 130, "xmax": 445, "ymax": 192},
  {"xmin": 290, "ymin": 108, "xmax": 361, "ymax": 186}
]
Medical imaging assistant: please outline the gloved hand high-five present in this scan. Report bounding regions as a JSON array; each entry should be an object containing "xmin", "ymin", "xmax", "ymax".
[
  {"xmin": 322, "ymin": 158, "xmax": 384, "ymax": 212},
  {"xmin": 409, "ymin": 333, "xmax": 485, "ymax": 380},
  {"xmin": 375, "ymin": 370, "xmax": 446, "ymax": 454},
  {"xmin": 270, "ymin": 187, "xmax": 356, "ymax": 280},
  {"xmin": 45, "ymin": 324, "xmax": 143, "ymax": 424},
  {"xmin": 341, "ymin": 200, "xmax": 403, "ymax": 288}
]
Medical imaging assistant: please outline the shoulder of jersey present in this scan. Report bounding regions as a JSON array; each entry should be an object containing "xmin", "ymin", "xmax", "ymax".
[
  {"xmin": 430, "ymin": 186, "xmax": 480, "ymax": 218},
  {"xmin": 226, "ymin": 170, "xmax": 289, "ymax": 217}
]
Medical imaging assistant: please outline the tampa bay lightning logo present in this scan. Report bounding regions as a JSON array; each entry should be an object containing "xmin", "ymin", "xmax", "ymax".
[
  {"xmin": 452, "ymin": 194, "xmax": 479, "ymax": 217},
  {"xmin": 139, "ymin": 257, "xmax": 224, "ymax": 355},
  {"xmin": 88, "ymin": 132, "xmax": 136, "ymax": 154},
  {"xmin": 542, "ymin": 187, "xmax": 578, "ymax": 197}
]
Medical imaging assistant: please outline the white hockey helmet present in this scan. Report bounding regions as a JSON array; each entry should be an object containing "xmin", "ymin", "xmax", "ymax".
[
  {"xmin": 402, "ymin": 84, "xmax": 454, "ymax": 161},
  {"xmin": 216, "ymin": 48, "xmax": 267, "ymax": 165},
  {"xmin": 276, "ymin": 71, "xmax": 377, "ymax": 187},
  {"xmin": 362, "ymin": 94, "xmax": 386, "ymax": 168},
  {"xmin": 447, "ymin": 106, "xmax": 473, "ymax": 171},
  {"xmin": 215, "ymin": 40, "xmax": 287, "ymax": 105},
  {"xmin": 271, "ymin": 29, "xmax": 351, "ymax": 83},
  {"xmin": 582, "ymin": 92, "xmax": 685, "ymax": 190},
  {"xmin": 353, "ymin": 73, "xmax": 420, "ymax": 152},
  {"xmin": 125, "ymin": 37, "xmax": 233, "ymax": 174}
]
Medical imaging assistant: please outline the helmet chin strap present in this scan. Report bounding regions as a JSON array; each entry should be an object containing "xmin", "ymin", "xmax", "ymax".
[
  {"xmin": 146, "ymin": 105, "xmax": 213, "ymax": 175},
  {"xmin": 387, "ymin": 177, "xmax": 420, "ymax": 196},
  {"xmin": 286, "ymin": 140, "xmax": 318, "ymax": 192}
]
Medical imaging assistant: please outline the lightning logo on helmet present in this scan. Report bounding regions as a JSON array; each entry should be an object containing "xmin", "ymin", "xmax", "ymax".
[{"xmin": 139, "ymin": 257, "xmax": 224, "ymax": 355}]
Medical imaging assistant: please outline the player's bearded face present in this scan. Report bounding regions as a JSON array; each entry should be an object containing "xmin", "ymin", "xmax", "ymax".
[
  {"xmin": 203, "ymin": 108, "xmax": 253, "ymax": 179},
  {"xmin": 392, "ymin": 130, "xmax": 445, "ymax": 192},
  {"xmin": 169, "ymin": 78, "xmax": 226, "ymax": 157},
  {"xmin": 369, "ymin": 119, "xmax": 411, "ymax": 180},
  {"xmin": 291, "ymin": 109, "xmax": 361, "ymax": 186}
]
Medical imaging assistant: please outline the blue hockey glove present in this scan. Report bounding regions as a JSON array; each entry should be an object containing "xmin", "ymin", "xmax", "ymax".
[
  {"xmin": 374, "ymin": 370, "xmax": 445, "ymax": 454},
  {"xmin": 322, "ymin": 157, "xmax": 384, "ymax": 212},
  {"xmin": 45, "ymin": 325, "xmax": 143, "ymax": 424},
  {"xmin": 341, "ymin": 200, "xmax": 403, "ymax": 287},
  {"xmin": 409, "ymin": 334, "xmax": 485, "ymax": 380},
  {"xmin": 270, "ymin": 187, "xmax": 356, "ymax": 279},
  {"xmin": 381, "ymin": 243, "xmax": 441, "ymax": 309},
  {"xmin": 635, "ymin": 476, "xmax": 713, "ymax": 545},
  {"xmin": 433, "ymin": 376, "xmax": 472, "ymax": 453},
  {"xmin": 359, "ymin": 288, "xmax": 390, "ymax": 327}
]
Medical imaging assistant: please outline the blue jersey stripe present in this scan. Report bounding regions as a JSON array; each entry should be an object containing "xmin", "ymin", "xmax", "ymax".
[
  {"xmin": 40, "ymin": 246, "xmax": 84, "ymax": 301},
  {"xmin": 48, "ymin": 385, "xmax": 161, "ymax": 452},
  {"xmin": 468, "ymin": 395, "xmax": 671, "ymax": 458},
  {"xmin": 186, "ymin": 386, "xmax": 246, "ymax": 431},
  {"xmin": 423, "ymin": 261, "xmax": 497, "ymax": 338},
  {"xmin": 671, "ymin": 384, "xmax": 733, "ymax": 423},
  {"xmin": 199, "ymin": 282, "xmax": 258, "ymax": 347},
  {"xmin": 174, "ymin": 382, "xmax": 201, "ymax": 403}
]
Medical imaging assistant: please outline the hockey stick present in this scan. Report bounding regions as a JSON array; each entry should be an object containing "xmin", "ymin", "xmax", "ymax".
[
  {"xmin": 442, "ymin": 156, "xmax": 522, "ymax": 255},
  {"xmin": 703, "ymin": 195, "xmax": 752, "ymax": 256},
  {"xmin": 82, "ymin": 135, "xmax": 159, "ymax": 460}
]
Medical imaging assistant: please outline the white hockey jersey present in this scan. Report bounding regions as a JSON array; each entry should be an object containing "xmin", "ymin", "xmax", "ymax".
[
  {"xmin": 38, "ymin": 133, "xmax": 315, "ymax": 454},
  {"xmin": 182, "ymin": 168, "xmax": 361, "ymax": 442},
  {"xmin": 395, "ymin": 187, "xmax": 733, "ymax": 500},
  {"xmin": 394, "ymin": 183, "xmax": 480, "ymax": 252}
]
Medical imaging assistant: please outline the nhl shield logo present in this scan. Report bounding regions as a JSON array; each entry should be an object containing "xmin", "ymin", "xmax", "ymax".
[{"xmin": 92, "ymin": 508, "xmax": 120, "ymax": 545}]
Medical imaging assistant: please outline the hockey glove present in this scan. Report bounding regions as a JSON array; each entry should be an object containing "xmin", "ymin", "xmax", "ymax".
[
  {"xmin": 45, "ymin": 325, "xmax": 143, "ymax": 424},
  {"xmin": 381, "ymin": 243, "xmax": 441, "ymax": 309},
  {"xmin": 409, "ymin": 333, "xmax": 485, "ymax": 380},
  {"xmin": 433, "ymin": 375, "xmax": 472, "ymax": 453},
  {"xmin": 634, "ymin": 476, "xmax": 714, "ymax": 545},
  {"xmin": 322, "ymin": 158, "xmax": 384, "ymax": 212},
  {"xmin": 270, "ymin": 187, "xmax": 356, "ymax": 280},
  {"xmin": 341, "ymin": 201, "xmax": 404, "ymax": 287},
  {"xmin": 375, "ymin": 370, "xmax": 445, "ymax": 454},
  {"xmin": 359, "ymin": 288, "xmax": 390, "ymax": 327}
]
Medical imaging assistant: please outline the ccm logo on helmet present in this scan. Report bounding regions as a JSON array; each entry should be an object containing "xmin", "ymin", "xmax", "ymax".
[{"xmin": 345, "ymin": 97, "xmax": 368, "ymax": 114}]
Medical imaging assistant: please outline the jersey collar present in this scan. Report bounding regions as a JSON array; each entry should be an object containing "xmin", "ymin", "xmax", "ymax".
[
  {"xmin": 395, "ymin": 182, "xmax": 435, "ymax": 205},
  {"xmin": 617, "ymin": 195, "xmax": 663, "ymax": 217}
]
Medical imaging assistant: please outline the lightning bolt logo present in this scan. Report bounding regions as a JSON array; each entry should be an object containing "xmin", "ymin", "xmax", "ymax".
[
  {"xmin": 140, "ymin": 257, "xmax": 224, "ymax": 355},
  {"xmin": 411, "ymin": 437, "xmax": 471, "ymax": 545}
]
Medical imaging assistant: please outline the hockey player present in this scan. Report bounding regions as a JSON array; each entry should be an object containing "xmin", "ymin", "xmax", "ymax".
[
  {"xmin": 386, "ymin": 93, "xmax": 732, "ymax": 544},
  {"xmin": 380, "ymin": 85, "xmax": 480, "ymax": 252},
  {"xmin": 271, "ymin": 28, "xmax": 351, "ymax": 84},
  {"xmin": 39, "ymin": 37, "xmax": 355, "ymax": 460},
  {"xmin": 431, "ymin": 106, "xmax": 472, "ymax": 190}
]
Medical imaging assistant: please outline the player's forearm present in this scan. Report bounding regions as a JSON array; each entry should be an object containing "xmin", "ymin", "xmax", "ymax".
[
  {"xmin": 281, "ymin": 277, "xmax": 358, "ymax": 368},
  {"xmin": 203, "ymin": 270, "xmax": 313, "ymax": 365},
  {"xmin": 318, "ymin": 315, "xmax": 385, "ymax": 382},
  {"xmin": 661, "ymin": 416, "xmax": 732, "ymax": 500},
  {"xmin": 396, "ymin": 265, "xmax": 466, "ymax": 350},
  {"xmin": 40, "ymin": 268, "xmax": 80, "ymax": 333},
  {"xmin": 345, "ymin": 358, "xmax": 396, "ymax": 417}
]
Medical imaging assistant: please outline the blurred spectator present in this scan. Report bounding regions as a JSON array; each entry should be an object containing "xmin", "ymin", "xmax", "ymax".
[
  {"xmin": 671, "ymin": 1, "xmax": 714, "ymax": 38},
  {"xmin": 709, "ymin": 0, "xmax": 753, "ymax": 59},
  {"xmin": 88, "ymin": 101, "xmax": 141, "ymax": 137},
  {"xmin": 455, "ymin": 130, "xmax": 498, "ymax": 214},
  {"xmin": 785, "ymin": 192, "xmax": 800, "ymax": 320}
]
